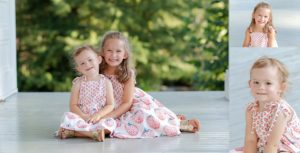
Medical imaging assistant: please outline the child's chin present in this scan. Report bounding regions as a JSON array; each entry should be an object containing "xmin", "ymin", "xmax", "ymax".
[{"xmin": 255, "ymin": 97, "xmax": 269, "ymax": 102}]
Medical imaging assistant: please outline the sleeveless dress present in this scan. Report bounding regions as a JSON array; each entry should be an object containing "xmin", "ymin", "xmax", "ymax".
[
  {"xmin": 59, "ymin": 75, "xmax": 116, "ymax": 132},
  {"xmin": 231, "ymin": 100, "xmax": 300, "ymax": 153},
  {"xmin": 105, "ymin": 74, "xmax": 181, "ymax": 138},
  {"xmin": 249, "ymin": 32, "xmax": 278, "ymax": 48},
  {"xmin": 249, "ymin": 32, "xmax": 268, "ymax": 47}
]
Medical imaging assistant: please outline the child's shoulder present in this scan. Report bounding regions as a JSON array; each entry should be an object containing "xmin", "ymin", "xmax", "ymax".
[
  {"xmin": 99, "ymin": 74, "xmax": 107, "ymax": 80},
  {"xmin": 278, "ymin": 99, "xmax": 294, "ymax": 116},
  {"xmin": 246, "ymin": 100, "xmax": 258, "ymax": 112},
  {"xmin": 72, "ymin": 76, "xmax": 84, "ymax": 85}
]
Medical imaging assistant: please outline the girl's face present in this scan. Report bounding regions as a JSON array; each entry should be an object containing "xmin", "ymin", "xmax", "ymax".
[
  {"xmin": 102, "ymin": 38, "xmax": 128, "ymax": 68},
  {"xmin": 253, "ymin": 7, "xmax": 271, "ymax": 27},
  {"xmin": 75, "ymin": 49, "xmax": 101, "ymax": 77},
  {"xmin": 249, "ymin": 66, "xmax": 285, "ymax": 103}
]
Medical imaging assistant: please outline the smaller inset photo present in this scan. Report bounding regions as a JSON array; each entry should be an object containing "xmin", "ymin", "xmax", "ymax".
[
  {"xmin": 228, "ymin": 47, "xmax": 300, "ymax": 152},
  {"xmin": 230, "ymin": 0, "xmax": 300, "ymax": 47}
]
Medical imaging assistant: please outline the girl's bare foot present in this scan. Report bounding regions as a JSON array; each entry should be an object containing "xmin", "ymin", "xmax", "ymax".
[
  {"xmin": 180, "ymin": 119, "xmax": 200, "ymax": 133},
  {"xmin": 92, "ymin": 129, "xmax": 105, "ymax": 142},
  {"xmin": 58, "ymin": 128, "xmax": 75, "ymax": 139}
]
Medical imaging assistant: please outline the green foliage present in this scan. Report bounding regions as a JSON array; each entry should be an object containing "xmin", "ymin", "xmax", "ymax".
[{"xmin": 17, "ymin": 0, "xmax": 228, "ymax": 91}]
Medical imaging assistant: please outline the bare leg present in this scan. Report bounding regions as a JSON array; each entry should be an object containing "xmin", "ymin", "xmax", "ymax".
[
  {"xmin": 75, "ymin": 130, "xmax": 105, "ymax": 142},
  {"xmin": 57, "ymin": 128, "xmax": 107, "ymax": 141}
]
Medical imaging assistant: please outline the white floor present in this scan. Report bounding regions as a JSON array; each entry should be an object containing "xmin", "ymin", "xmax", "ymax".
[{"xmin": 0, "ymin": 91, "xmax": 229, "ymax": 153}]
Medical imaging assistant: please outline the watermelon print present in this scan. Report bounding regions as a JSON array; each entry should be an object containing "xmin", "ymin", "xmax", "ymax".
[{"xmin": 106, "ymin": 74, "xmax": 181, "ymax": 138}]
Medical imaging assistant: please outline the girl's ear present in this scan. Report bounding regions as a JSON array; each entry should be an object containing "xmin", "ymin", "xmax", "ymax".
[
  {"xmin": 123, "ymin": 52, "xmax": 128, "ymax": 59},
  {"xmin": 75, "ymin": 66, "xmax": 80, "ymax": 74},
  {"xmin": 280, "ymin": 82, "xmax": 287, "ymax": 93},
  {"xmin": 248, "ymin": 80, "xmax": 251, "ymax": 88},
  {"xmin": 98, "ymin": 55, "xmax": 102, "ymax": 64}
]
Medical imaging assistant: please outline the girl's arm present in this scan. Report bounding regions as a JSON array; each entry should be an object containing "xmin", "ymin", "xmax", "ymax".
[
  {"xmin": 244, "ymin": 109, "xmax": 258, "ymax": 153},
  {"xmin": 69, "ymin": 80, "xmax": 89, "ymax": 121},
  {"xmin": 267, "ymin": 26, "xmax": 278, "ymax": 47},
  {"xmin": 87, "ymin": 79, "xmax": 115, "ymax": 124},
  {"xmin": 242, "ymin": 29, "xmax": 251, "ymax": 47},
  {"xmin": 264, "ymin": 111, "xmax": 289, "ymax": 153},
  {"xmin": 102, "ymin": 74, "xmax": 135, "ymax": 119}
]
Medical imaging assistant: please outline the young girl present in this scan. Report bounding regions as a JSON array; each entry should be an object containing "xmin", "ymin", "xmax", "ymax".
[
  {"xmin": 99, "ymin": 31, "xmax": 200, "ymax": 138},
  {"xmin": 56, "ymin": 45, "xmax": 116, "ymax": 141},
  {"xmin": 242, "ymin": 2, "xmax": 278, "ymax": 48},
  {"xmin": 231, "ymin": 57, "xmax": 300, "ymax": 153}
]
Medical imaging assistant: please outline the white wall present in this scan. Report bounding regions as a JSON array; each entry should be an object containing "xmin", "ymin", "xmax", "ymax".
[{"xmin": 0, "ymin": 0, "xmax": 17, "ymax": 100}]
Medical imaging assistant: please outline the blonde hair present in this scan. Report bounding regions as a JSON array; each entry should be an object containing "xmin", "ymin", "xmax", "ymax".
[
  {"xmin": 72, "ymin": 45, "xmax": 97, "ymax": 65},
  {"xmin": 248, "ymin": 2, "xmax": 274, "ymax": 33},
  {"xmin": 99, "ymin": 31, "xmax": 134, "ymax": 83},
  {"xmin": 250, "ymin": 56, "xmax": 289, "ymax": 95}
]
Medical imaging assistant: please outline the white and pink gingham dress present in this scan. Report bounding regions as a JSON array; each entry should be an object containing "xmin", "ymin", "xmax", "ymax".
[
  {"xmin": 249, "ymin": 32, "xmax": 268, "ymax": 47},
  {"xmin": 59, "ymin": 75, "xmax": 116, "ymax": 132},
  {"xmin": 105, "ymin": 74, "xmax": 181, "ymax": 138}
]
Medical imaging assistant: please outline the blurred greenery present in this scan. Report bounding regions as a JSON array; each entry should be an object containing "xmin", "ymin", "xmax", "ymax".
[{"xmin": 16, "ymin": 0, "xmax": 228, "ymax": 91}]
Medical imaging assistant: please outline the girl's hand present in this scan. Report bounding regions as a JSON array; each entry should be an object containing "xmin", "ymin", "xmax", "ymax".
[
  {"xmin": 81, "ymin": 114, "xmax": 90, "ymax": 121},
  {"xmin": 87, "ymin": 114, "xmax": 102, "ymax": 124},
  {"xmin": 268, "ymin": 26, "xmax": 276, "ymax": 38}
]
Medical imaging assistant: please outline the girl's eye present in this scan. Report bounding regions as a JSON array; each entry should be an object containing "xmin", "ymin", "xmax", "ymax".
[
  {"xmin": 266, "ymin": 82, "xmax": 272, "ymax": 85},
  {"xmin": 88, "ymin": 59, "xmax": 92, "ymax": 62},
  {"xmin": 254, "ymin": 81, "xmax": 259, "ymax": 85},
  {"xmin": 80, "ymin": 62, "xmax": 85, "ymax": 66}
]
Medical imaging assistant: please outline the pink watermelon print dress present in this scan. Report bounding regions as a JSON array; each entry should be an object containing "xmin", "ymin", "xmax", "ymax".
[
  {"xmin": 105, "ymin": 74, "xmax": 181, "ymax": 138},
  {"xmin": 59, "ymin": 75, "xmax": 116, "ymax": 133},
  {"xmin": 231, "ymin": 99, "xmax": 300, "ymax": 153}
]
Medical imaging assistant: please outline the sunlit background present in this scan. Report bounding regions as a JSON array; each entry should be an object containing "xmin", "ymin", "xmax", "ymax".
[{"xmin": 16, "ymin": 0, "xmax": 228, "ymax": 91}]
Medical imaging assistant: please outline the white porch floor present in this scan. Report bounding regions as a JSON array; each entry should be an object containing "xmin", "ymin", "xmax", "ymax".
[{"xmin": 0, "ymin": 91, "xmax": 229, "ymax": 153}]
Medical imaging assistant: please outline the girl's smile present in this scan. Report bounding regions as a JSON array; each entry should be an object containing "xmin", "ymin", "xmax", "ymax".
[{"xmin": 103, "ymin": 39, "xmax": 128, "ymax": 68}]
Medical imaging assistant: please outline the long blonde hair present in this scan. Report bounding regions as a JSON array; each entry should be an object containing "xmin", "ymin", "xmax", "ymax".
[
  {"xmin": 248, "ymin": 2, "xmax": 274, "ymax": 33},
  {"xmin": 99, "ymin": 31, "xmax": 134, "ymax": 83}
]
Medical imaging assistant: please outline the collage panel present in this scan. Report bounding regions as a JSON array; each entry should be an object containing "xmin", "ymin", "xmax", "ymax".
[
  {"xmin": 229, "ymin": 48, "xmax": 300, "ymax": 152},
  {"xmin": 229, "ymin": 0, "xmax": 300, "ymax": 152},
  {"xmin": 230, "ymin": 0, "xmax": 300, "ymax": 47}
]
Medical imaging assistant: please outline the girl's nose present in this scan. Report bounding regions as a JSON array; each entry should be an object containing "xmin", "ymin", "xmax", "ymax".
[
  {"xmin": 258, "ymin": 84, "xmax": 265, "ymax": 89},
  {"xmin": 111, "ymin": 52, "xmax": 117, "ymax": 57}
]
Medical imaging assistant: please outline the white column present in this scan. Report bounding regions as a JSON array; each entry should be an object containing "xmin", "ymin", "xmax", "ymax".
[{"xmin": 0, "ymin": 0, "xmax": 17, "ymax": 101}]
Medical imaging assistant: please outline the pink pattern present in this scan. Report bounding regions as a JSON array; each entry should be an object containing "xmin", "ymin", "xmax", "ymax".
[
  {"xmin": 247, "ymin": 100, "xmax": 300, "ymax": 152},
  {"xmin": 249, "ymin": 32, "xmax": 268, "ymax": 47},
  {"xmin": 147, "ymin": 115, "xmax": 161, "ymax": 129},
  {"xmin": 105, "ymin": 74, "xmax": 181, "ymax": 138},
  {"xmin": 125, "ymin": 123, "xmax": 139, "ymax": 136},
  {"xmin": 163, "ymin": 125, "xmax": 179, "ymax": 137},
  {"xmin": 59, "ymin": 75, "xmax": 116, "ymax": 133}
]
